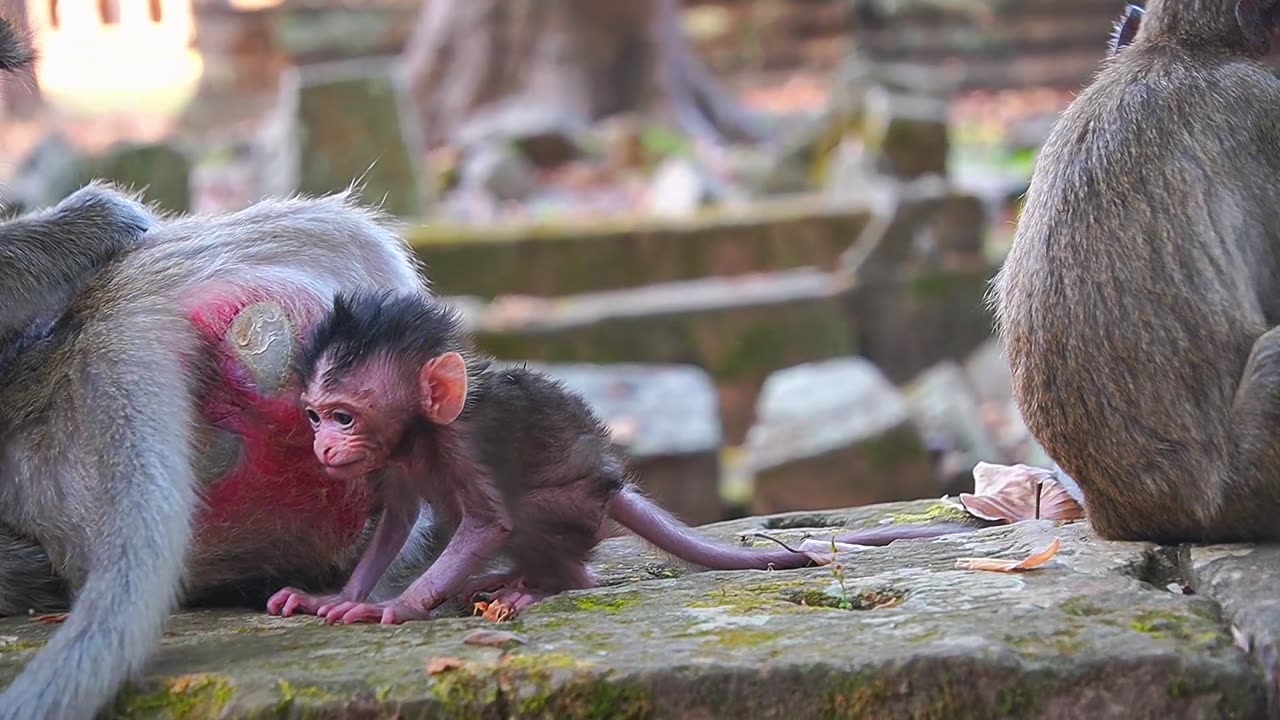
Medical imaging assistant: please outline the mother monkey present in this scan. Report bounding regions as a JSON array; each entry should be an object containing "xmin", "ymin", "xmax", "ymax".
[
  {"xmin": 0, "ymin": 19, "xmax": 432, "ymax": 719},
  {"xmin": 995, "ymin": 0, "xmax": 1280, "ymax": 543}
]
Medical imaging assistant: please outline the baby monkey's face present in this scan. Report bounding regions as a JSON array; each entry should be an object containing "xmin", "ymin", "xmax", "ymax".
[{"xmin": 301, "ymin": 357, "xmax": 417, "ymax": 481}]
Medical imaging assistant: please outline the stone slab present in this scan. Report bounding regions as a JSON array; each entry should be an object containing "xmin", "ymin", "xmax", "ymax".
[
  {"xmin": 260, "ymin": 58, "xmax": 426, "ymax": 218},
  {"xmin": 744, "ymin": 358, "xmax": 934, "ymax": 515},
  {"xmin": 463, "ymin": 269, "xmax": 855, "ymax": 445},
  {"xmin": 2, "ymin": 502, "xmax": 1267, "ymax": 718},
  {"xmin": 1189, "ymin": 545, "xmax": 1280, "ymax": 712},
  {"xmin": 406, "ymin": 198, "xmax": 873, "ymax": 299}
]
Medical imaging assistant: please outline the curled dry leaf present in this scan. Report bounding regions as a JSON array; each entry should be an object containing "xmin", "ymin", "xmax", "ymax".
[
  {"xmin": 482, "ymin": 600, "xmax": 517, "ymax": 623},
  {"xmin": 463, "ymin": 629, "xmax": 528, "ymax": 648},
  {"xmin": 955, "ymin": 537, "xmax": 1061, "ymax": 573},
  {"xmin": 425, "ymin": 657, "xmax": 467, "ymax": 675},
  {"xmin": 960, "ymin": 462, "xmax": 1085, "ymax": 524},
  {"xmin": 32, "ymin": 613, "xmax": 68, "ymax": 624}
]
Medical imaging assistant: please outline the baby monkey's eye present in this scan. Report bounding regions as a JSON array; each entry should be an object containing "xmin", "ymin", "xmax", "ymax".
[
  {"xmin": 333, "ymin": 411, "xmax": 354, "ymax": 427},
  {"xmin": 305, "ymin": 409, "xmax": 321, "ymax": 426}
]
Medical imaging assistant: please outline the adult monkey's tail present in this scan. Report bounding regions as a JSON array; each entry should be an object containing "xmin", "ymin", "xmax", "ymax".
[{"xmin": 0, "ymin": 298, "xmax": 199, "ymax": 720}]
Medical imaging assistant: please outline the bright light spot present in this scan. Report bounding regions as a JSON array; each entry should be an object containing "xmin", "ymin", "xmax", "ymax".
[{"xmin": 26, "ymin": 0, "xmax": 204, "ymax": 117}]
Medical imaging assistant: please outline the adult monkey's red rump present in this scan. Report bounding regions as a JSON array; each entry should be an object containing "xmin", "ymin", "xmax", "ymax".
[
  {"xmin": 0, "ymin": 193, "xmax": 428, "ymax": 720},
  {"xmin": 182, "ymin": 289, "xmax": 375, "ymax": 574}
]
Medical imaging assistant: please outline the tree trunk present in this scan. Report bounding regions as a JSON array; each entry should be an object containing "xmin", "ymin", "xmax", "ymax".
[
  {"xmin": 1, "ymin": 0, "xmax": 40, "ymax": 119},
  {"xmin": 400, "ymin": 0, "xmax": 766, "ymax": 150}
]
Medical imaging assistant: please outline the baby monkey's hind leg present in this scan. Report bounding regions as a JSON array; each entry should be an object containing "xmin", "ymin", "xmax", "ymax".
[{"xmin": 479, "ymin": 560, "xmax": 597, "ymax": 622}]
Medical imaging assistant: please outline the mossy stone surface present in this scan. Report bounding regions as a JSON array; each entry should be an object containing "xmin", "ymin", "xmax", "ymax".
[
  {"xmin": 406, "ymin": 197, "xmax": 873, "ymax": 299},
  {"xmin": 0, "ymin": 501, "xmax": 1269, "ymax": 718}
]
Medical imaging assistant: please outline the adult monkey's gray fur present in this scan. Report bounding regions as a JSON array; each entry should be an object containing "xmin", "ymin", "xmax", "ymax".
[{"xmin": 994, "ymin": 0, "xmax": 1280, "ymax": 543}]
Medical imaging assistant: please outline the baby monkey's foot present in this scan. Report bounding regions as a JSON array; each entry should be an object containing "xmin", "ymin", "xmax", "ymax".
[
  {"xmin": 267, "ymin": 587, "xmax": 349, "ymax": 618},
  {"xmin": 475, "ymin": 584, "xmax": 549, "ymax": 623},
  {"xmin": 323, "ymin": 599, "xmax": 432, "ymax": 625},
  {"xmin": 455, "ymin": 571, "xmax": 520, "ymax": 605}
]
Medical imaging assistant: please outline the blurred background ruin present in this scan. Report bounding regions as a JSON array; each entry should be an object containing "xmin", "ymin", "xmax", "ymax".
[{"xmin": 0, "ymin": 0, "xmax": 1120, "ymax": 525}]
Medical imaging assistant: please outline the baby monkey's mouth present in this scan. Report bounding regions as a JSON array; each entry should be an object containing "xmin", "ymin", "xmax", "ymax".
[{"xmin": 321, "ymin": 459, "xmax": 366, "ymax": 479}]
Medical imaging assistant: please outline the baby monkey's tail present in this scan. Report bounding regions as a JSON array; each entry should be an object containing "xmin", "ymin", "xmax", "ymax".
[{"xmin": 606, "ymin": 486, "xmax": 978, "ymax": 571}]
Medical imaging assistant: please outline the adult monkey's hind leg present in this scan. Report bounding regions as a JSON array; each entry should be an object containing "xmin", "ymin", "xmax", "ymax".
[
  {"xmin": 1221, "ymin": 326, "xmax": 1280, "ymax": 540},
  {"xmin": 0, "ymin": 524, "xmax": 67, "ymax": 615}
]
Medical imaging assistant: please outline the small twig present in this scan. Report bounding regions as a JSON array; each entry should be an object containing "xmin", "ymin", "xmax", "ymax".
[{"xmin": 751, "ymin": 533, "xmax": 806, "ymax": 554}]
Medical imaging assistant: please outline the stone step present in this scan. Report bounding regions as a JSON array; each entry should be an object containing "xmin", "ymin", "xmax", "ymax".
[
  {"xmin": 744, "ymin": 357, "xmax": 934, "ymax": 516},
  {"xmin": 17, "ymin": 502, "xmax": 1265, "ymax": 718},
  {"xmin": 408, "ymin": 197, "xmax": 874, "ymax": 299},
  {"xmin": 456, "ymin": 268, "xmax": 856, "ymax": 444}
]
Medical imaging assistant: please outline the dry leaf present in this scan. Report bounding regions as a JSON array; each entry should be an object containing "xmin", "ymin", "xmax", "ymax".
[
  {"xmin": 463, "ymin": 629, "xmax": 528, "ymax": 648},
  {"xmin": 33, "ymin": 613, "xmax": 67, "ymax": 624},
  {"xmin": 955, "ymin": 537, "xmax": 1061, "ymax": 572},
  {"xmin": 482, "ymin": 601, "xmax": 516, "ymax": 623},
  {"xmin": 959, "ymin": 463, "xmax": 1084, "ymax": 524},
  {"xmin": 425, "ymin": 657, "xmax": 467, "ymax": 675}
]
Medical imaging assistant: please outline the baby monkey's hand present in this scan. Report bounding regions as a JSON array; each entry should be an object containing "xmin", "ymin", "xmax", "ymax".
[{"xmin": 266, "ymin": 587, "xmax": 353, "ymax": 618}]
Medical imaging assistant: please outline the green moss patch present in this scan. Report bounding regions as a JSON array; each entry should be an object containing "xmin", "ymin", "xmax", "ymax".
[{"xmin": 111, "ymin": 673, "xmax": 234, "ymax": 719}]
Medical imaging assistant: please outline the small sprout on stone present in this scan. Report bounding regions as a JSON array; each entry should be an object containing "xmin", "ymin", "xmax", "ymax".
[
  {"xmin": 828, "ymin": 538, "xmax": 853, "ymax": 610},
  {"xmin": 955, "ymin": 537, "xmax": 1061, "ymax": 573}
]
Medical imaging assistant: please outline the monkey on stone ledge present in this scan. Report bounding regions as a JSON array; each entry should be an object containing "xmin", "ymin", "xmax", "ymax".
[{"xmin": 994, "ymin": 0, "xmax": 1280, "ymax": 543}]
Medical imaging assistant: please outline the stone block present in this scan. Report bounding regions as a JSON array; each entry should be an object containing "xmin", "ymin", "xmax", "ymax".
[
  {"xmin": 261, "ymin": 58, "xmax": 426, "ymax": 218},
  {"xmin": 535, "ymin": 363, "xmax": 724, "ymax": 526},
  {"xmin": 744, "ymin": 357, "xmax": 934, "ymax": 515},
  {"xmin": 88, "ymin": 142, "xmax": 192, "ymax": 215},
  {"xmin": 408, "ymin": 197, "xmax": 873, "ymax": 298},
  {"xmin": 463, "ymin": 268, "xmax": 855, "ymax": 444},
  {"xmin": 842, "ymin": 183, "xmax": 996, "ymax": 383},
  {"xmin": 862, "ymin": 87, "xmax": 951, "ymax": 180},
  {"xmin": 903, "ymin": 360, "xmax": 1003, "ymax": 496}
]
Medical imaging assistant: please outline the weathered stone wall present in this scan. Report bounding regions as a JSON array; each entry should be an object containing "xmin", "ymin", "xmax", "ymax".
[{"xmin": 690, "ymin": 0, "xmax": 1124, "ymax": 92}]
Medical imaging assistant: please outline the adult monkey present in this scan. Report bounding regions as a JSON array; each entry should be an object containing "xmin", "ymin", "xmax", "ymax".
[
  {"xmin": 0, "ymin": 20, "xmax": 435, "ymax": 720},
  {"xmin": 994, "ymin": 0, "xmax": 1280, "ymax": 543}
]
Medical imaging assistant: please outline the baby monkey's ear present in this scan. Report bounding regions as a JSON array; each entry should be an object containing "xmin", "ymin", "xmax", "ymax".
[{"xmin": 418, "ymin": 351, "xmax": 467, "ymax": 425}]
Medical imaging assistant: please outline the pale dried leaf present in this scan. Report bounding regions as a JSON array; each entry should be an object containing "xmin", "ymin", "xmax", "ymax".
[
  {"xmin": 796, "ymin": 538, "xmax": 873, "ymax": 565},
  {"xmin": 959, "ymin": 462, "xmax": 1084, "ymax": 523},
  {"xmin": 425, "ymin": 657, "xmax": 467, "ymax": 675},
  {"xmin": 955, "ymin": 537, "xmax": 1061, "ymax": 573}
]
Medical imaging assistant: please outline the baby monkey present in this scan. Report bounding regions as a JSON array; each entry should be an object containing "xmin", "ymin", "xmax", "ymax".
[{"xmin": 268, "ymin": 291, "xmax": 832, "ymax": 624}]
